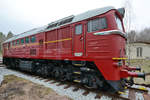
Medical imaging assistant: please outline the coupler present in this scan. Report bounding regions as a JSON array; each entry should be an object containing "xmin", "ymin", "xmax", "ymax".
[
  {"xmin": 123, "ymin": 66, "xmax": 141, "ymax": 71},
  {"xmin": 120, "ymin": 69, "xmax": 145, "ymax": 80}
]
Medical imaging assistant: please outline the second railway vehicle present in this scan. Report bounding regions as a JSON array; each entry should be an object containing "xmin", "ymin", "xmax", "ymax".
[{"xmin": 2, "ymin": 6, "xmax": 145, "ymax": 93}]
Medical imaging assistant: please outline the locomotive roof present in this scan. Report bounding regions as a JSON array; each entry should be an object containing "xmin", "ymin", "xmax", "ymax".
[
  {"xmin": 4, "ymin": 6, "xmax": 115, "ymax": 43},
  {"xmin": 4, "ymin": 26, "xmax": 47, "ymax": 43},
  {"xmin": 72, "ymin": 6, "xmax": 115, "ymax": 22}
]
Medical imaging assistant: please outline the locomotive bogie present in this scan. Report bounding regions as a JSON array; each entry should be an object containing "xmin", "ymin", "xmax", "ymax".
[{"xmin": 3, "ymin": 57, "xmax": 114, "ymax": 91}]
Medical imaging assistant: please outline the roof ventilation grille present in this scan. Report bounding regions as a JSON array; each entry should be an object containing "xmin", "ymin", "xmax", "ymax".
[{"xmin": 46, "ymin": 15, "xmax": 74, "ymax": 29}]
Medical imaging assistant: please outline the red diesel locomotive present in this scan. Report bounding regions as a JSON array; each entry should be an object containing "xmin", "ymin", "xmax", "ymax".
[{"xmin": 2, "ymin": 6, "xmax": 145, "ymax": 93}]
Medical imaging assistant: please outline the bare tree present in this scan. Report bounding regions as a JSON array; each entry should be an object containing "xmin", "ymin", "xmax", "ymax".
[
  {"xmin": 0, "ymin": 31, "xmax": 14, "ymax": 53},
  {"xmin": 0, "ymin": 32, "xmax": 6, "ymax": 52},
  {"xmin": 6, "ymin": 31, "xmax": 13, "ymax": 40},
  {"xmin": 128, "ymin": 30, "xmax": 136, "ymax": 43},
  {"xmin": 122, "ymin": 0, "xmax": 134, "ymax": 65},
  {"xmin": 123, "ymin": 0, "xmax": 133, "ymax": 32},
  {"xmin": 137, "ymin": 28, "xmax": 150, "ymax": 43}
]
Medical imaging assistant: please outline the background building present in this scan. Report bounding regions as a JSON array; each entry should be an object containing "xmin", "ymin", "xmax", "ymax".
[{"xmin": 126, "ymin": 42, "xmax": 150, "ymax": 59}]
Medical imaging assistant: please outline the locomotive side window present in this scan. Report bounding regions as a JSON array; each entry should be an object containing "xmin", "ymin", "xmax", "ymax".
[
  {"xmin": 25, "ymin": 37, "xmax": 29, "ymax": 43},
  {"xmin": 4, "ymin": 44, "xmax": 6, "ymax": 49},
  {"xmin": 30, "ymin": 36, "xmax": 36, "ymax": 43},
  {"xmin": 13, "ymin": 41, "xmax": 16, "ymax": 46},
  {"xmin": 87, "ymin": 17, "xmax": 107, "ymax": 32},
  {"xmin": 21, "ymin": 38, "xmax": 24, "ymax": 44},
  {"xmin": 115, "ymin": 15, "xmax": 123, "ymax": 31},
  {"xmin": 17, "ymin": 40, "xmax": 20, "ymax": 45},
  {"xmin": 75, "ymin": 24, "xmax": 82, "ymax": 34},
  {"xmin": 10, "ymin": 42, "xmax": 12, "ymax": 47},
  {"xmin": 8, "ymin": 43, "xmax": 10, "ymax": 49}
]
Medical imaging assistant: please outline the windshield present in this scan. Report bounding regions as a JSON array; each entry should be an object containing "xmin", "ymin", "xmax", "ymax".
[{"xmin": 115, "ymin": 15, "xmax": 123, "ymax": 31}]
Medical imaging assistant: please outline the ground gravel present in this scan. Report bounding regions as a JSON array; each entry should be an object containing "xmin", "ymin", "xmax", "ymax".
[
  {"xmin": 0, "ymin": 67, "xmax": 103, "ymax": 100},
  {"xmin": 0, "ymin": 74, "xmax": 3, "ymax": 86},
  {"xmin": 0, "ymin": 67, "xmax": 149, "ymax": 100}
]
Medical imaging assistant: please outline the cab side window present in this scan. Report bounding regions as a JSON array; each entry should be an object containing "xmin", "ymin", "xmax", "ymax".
[
  {"xmin": 87, "ymin": 17, "xmax": 107, "ymax": 32},
  {"xmin": 75, "ymin": 24, "xmax": 82, "ymax": 35}
]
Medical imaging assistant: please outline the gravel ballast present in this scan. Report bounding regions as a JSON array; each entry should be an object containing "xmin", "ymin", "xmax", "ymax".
[
  {"xmin": 0, "ymin": 67, "xmax": 149, "ymax": 100},
  {"xmin": 0, "ymin": 74, "xmax": 3, "ymax": 86},
  {"xmin": 0, "ymin": 68, "xmax": 100, "ymax": 100}
]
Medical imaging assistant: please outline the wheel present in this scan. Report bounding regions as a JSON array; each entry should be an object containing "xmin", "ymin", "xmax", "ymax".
[
  {"xmin": 51, "ymin": 67, "xmax": 64, "ymax": 80},
  {"xmin": 82, "ymin": 74, "xmax": 103, "ymax": 89}
]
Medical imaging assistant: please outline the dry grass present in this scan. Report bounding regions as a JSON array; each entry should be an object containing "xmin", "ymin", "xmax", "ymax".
[
  {"xmin": 0, "ymin": 75, "xmax": 72, "ymax": 100},
  {"xmin": 127, "ymin": 59, "xmax": 150, "ymax": 84},
  {"xmin": 3, "ymin": 75, "xmax": 25, "ymax": 83}
]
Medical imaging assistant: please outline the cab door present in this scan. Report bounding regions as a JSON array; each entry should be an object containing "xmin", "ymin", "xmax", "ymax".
[{"xmin": 73, "ymin": 23, "xmax": 85, "ymax": 57}]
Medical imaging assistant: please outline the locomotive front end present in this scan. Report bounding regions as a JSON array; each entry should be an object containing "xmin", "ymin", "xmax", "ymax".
[{"xmin": 92, "ymin": 8, "xmax": 145, "ymax": 92}]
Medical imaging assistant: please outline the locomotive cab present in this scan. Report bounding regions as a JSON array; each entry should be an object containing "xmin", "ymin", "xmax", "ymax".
[{"xmin": 84, "ymin": 8, "xmax": 145, "ymax": 92}]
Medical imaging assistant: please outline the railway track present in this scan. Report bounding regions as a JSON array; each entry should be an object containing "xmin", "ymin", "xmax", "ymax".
[
  {"xmin": 0, "ymin": 62, "xmax": 150, "ymax": 100},
  {"xmin": 26, "ymin": 75, "xmax": 150, "ymax": 100}
]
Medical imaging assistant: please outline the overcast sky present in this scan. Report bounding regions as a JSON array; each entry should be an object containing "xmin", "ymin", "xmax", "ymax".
[{"xmin": 0, "ymin": 0, "xmax": 149, "ymax": 35}]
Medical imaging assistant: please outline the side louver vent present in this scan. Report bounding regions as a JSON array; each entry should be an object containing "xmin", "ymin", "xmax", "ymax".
[{"xmin": 30, "ymin": 49, "xmax": 36, "ymax": 55}]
